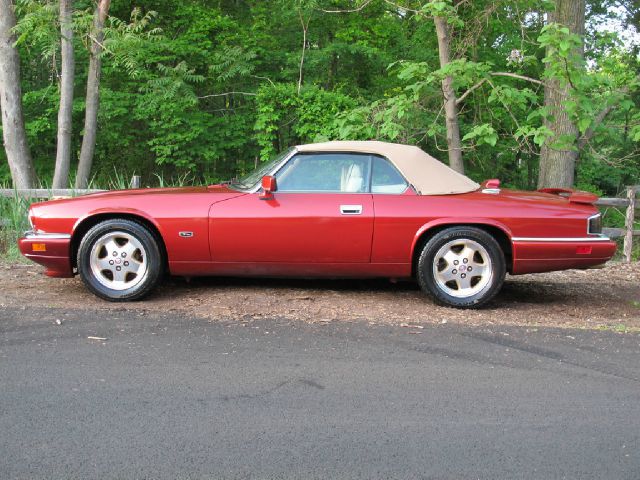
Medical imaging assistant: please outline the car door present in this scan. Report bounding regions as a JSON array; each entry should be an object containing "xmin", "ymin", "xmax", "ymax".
[
  {"xmin": 368, "ymin": 155, "xmax": 420, "ymax": 264},
  {"xmin": 209, "ymin": 152, "xmax": 374, "ymax": 264}
]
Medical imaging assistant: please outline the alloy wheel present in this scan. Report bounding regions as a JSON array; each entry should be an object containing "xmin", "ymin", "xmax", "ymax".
[
  {"xmin": 432, "ymin": 238, "xmax": 493, "ymax": 298},
  {"xmin": 89, "ymin": 231, "xmax": 148, "ymax": 291}
]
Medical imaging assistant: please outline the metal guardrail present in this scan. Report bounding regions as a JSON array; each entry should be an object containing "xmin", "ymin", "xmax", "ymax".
[{"xmin": 0, "ymin": 176, "xmax": 140, "ymax": 199}]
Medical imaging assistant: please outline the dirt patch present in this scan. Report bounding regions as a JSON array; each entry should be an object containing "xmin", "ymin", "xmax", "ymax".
[{"xmin": 1, "ymin": 260, "xmax": 639, "ymax": 330}]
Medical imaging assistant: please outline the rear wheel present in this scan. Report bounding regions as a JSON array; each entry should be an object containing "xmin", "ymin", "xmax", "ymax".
[
  {"xmin": 417, "ymin": 227, "xmax": 506, "ymax": 308},
  {"xmin": 77, "ymin": 219, "xmax": 163, "ymax": 301}
]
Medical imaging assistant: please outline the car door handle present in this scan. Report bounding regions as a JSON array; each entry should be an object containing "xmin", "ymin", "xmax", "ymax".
[{"xmin": 340, "ymin": 205, "xmax": 363, "ymax": 215}]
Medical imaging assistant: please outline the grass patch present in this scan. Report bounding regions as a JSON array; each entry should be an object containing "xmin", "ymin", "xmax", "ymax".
[
  {"xmin": 595, "ymin": 323, "xmax": 640, "ymax": 334},
  {"xmin": 0, "ymin": 230, "xmax": 27, "ymax": 263},
  {"xmin": 0, "ymin": 194, "xmax": 30, "ymax": 262}
]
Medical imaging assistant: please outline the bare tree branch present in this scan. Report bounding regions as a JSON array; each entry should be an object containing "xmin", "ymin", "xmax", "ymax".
[
  {"xmin": 198, "ymin": 91, "xmax": 257, "ymax": 99},
  {"xmin": 315, "ymin": 0, "xmax": 375, "ymax": 13},
  {"xmin": 489, "ymin": 72, "xmax": 546, "ymax": 86},
  {"xmin": 251, "ymin": 74, "xmax": 275, "ymax": 87},
  {"xmin": 297, "ymin": 6, "xmax": 310, "ymax": 95},
  {"xmin": 455, "ymin": 78, "xmax": 488, "ymax": 105}
]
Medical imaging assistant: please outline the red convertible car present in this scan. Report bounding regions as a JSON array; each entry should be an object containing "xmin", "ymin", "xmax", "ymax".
[{"xmin": 19, "ymin": 141, "xmax": 616, "ymax": 308}]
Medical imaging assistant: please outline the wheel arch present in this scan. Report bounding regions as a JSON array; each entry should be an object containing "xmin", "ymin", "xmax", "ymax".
[
  {"xmin": 71, "ymin": 212, "xmax": 168, "ymax": 271},
  {"xmin": 410, "ymin": 220, "xmax": 514, "ymax": 277}
]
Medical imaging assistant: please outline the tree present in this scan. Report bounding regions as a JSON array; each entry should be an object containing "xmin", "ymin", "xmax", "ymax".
[
  {"xmin": 52, "ymin": 0, "xmax": 74, "ymax": 189},
  {"xmin": 537, "ymin": 0, "xmax": 586, "ymax": 188},
  {"xmin": 433, "ymin": 14, "xmax": 464, "ymax": 174},
  {"xmin": 75, "ymin": 0, "xmax": 111, "ymax": 189},
  {"xmin": 0, "ymin": 0, "xmax": 36, "ymax": 189}
]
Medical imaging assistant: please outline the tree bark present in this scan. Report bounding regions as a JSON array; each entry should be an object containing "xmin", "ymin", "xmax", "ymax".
[
  {"xmin": 537, "ymin": 0, "xmax": 585, "ymax": 189},
  {"xmin": 52, "ymin": 0, "xmax": 75, "ymax": 189},
  {"xmin": 433, "ymin": 16, "xmax": 464, "ymax": 174},
  {"xmin": 0, "ymin": 0, "xmax": 37, "ymax": 189},
  {"xmin": 75, "ymin": 0, "xmax": 110, "ymax": 189}
]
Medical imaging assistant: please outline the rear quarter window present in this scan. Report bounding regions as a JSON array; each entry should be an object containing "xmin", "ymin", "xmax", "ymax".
[{"xmin": 371, "ymin": 156, "xmax": 408, "ymax": 194}]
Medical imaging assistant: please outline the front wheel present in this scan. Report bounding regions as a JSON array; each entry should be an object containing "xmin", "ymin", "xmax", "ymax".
[
  {"xmin": 417, "ymin": 227, "xmax": 506, "ymax": 308},
  {"xmin": 77, "ymin": 219, "xmax": 163, "ymax": 301}
]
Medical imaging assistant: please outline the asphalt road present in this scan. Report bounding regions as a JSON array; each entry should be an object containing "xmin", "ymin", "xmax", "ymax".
[{"xmin": 1, "ymin": 306, "xmax": 639, "ymax": 479}]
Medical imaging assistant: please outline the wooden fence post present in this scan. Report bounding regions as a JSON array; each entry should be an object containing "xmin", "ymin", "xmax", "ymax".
[
  {"xmin": 623, "ymin": 186, "xmax": 637, "ymax": 263},
  {"xmin": 130, "ymin": 175, "xmax": 141, "ymax": 189}
]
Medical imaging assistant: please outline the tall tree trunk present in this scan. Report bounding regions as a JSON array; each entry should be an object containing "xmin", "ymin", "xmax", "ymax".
[
  {"xmin": 52, "ymin": 0, "xmax": 74, "ymax": 189},
  {"xmin": 434, "ymin": 15, "xmax": 464, "ymax": 174},
  {"xmin": 537, "ymin": 0, "xmax": 585, "ymax": 189},
  {"xmin": 75, "ymin": 0, "xmax": 110, "ymax": 189},
  {"xmin": 0, "ymin": 0, "xmax": 36, "ymax": 189}
]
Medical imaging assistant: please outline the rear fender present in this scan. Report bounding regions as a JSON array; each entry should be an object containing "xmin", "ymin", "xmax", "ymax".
[{"xmin": 410, "ymin": 218, "xmax": 514, "ymax": 265}]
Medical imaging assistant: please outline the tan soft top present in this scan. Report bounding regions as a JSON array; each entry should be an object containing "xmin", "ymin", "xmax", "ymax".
[{"xmin": 295, "ymin": 141, "xmax": 479, "ymax": 195}]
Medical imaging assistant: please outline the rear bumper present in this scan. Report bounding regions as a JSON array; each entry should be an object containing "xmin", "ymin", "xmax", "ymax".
[
  {"xmin": 511, "ymin": 236, "xmax": 618, "ymax": 274},
  {"xmin": 18, "ymin": 231, "xmax": 74, "ymax": 278}
]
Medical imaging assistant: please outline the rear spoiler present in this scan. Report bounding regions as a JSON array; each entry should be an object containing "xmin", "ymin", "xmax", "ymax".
[{"xmin": 537, "ymin": 187, "xmax": 599, "ymax": 205}]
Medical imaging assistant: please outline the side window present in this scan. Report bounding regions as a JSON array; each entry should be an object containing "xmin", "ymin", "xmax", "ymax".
[
  {"xmin": 275, "ymin": 153, "xmax": 370, "ymax": 193},
  {"xmin": 371, "ymin": 156, "xmax": 408, "ymax": 194}
]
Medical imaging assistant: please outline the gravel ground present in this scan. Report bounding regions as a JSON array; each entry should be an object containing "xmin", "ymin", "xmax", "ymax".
[{"xmin": 1, "ymin": 260, "xmax": 638, "ymax": 330}]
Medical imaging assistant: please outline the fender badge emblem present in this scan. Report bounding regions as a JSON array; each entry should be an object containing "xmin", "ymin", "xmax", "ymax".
[{"xmin": 179, "ymin": 231, "xmax": 194, "ymax": 238}]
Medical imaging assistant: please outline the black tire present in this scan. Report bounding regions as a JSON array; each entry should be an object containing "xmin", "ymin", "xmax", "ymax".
[
  {"xmin": 417, "ymin": 226, "xmax": 506, "ymax": 308},
  {"xmin": 77, "ymin": 219, "xmax": 163, "ymax": 301}
]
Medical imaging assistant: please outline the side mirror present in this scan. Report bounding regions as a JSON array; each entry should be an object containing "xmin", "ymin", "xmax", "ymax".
[
  {"xmin": 259, "ymin": 175, "xmax": 277, "ymax": 200},
  {"xmin": 483, "ymin": 178, "xmax": 501, "ymax": 189}
]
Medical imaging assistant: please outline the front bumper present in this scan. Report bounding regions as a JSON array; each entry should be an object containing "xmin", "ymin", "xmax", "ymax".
[{"xmin": 18, "ymin": 231, "xmax": 74, "ymax": 278}]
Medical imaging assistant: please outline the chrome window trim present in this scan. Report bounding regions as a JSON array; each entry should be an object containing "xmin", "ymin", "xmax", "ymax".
[
  {"xmin": 371, "ymin": 184, "xmax": 410, "ymax": 195},
  {"xmin": 248, "ymin": 147, "xmax": 299, "ymax": 194},
  {"xmin": 512, "ymin": 235, "xmax": 610, "ymax": 243},
  {"xmin": 248, "ymin": 149, "xmax": 412, "ymax": 196},
  {"xmin": 24, "ymin": 230, "xmax": 71, "ymax": 240}
]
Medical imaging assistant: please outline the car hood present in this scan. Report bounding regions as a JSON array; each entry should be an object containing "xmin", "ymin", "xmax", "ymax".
[
  {"xmin": 31, "ymin": 184, "xmax": 240, "ymax": 208},
  {"xmin": 78, "ymin": 184, "xmax": 236, "ymax": 199}
]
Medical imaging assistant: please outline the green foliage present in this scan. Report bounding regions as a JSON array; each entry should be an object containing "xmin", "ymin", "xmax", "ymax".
[
  {"xmin": 463, "ymin": 124, "xmax": 498, "ymax": 147},
  {"xmin": 13, "ymin": 0, "xmax": 58, "ymax": 60},
  {"xmin": 1, "ymin": 0, "xmax": 638, "ymax": 193},
  {"xmin": 104, "ymin": 9, "xmax": 163, "ymax": 78},
  {"xmin": 254, "ymin": 83, "xmax": 357, "ymax": 159}
]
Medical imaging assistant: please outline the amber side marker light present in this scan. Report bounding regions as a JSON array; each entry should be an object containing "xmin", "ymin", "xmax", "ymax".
[{"xmin": 32, "ymin": 243, "xmax": 46, "ymax": 252}]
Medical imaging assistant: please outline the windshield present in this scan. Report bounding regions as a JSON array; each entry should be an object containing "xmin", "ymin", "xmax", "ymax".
[{"xmin": 227, "ymin": 148, "xmax": 293, "ymax": 191}]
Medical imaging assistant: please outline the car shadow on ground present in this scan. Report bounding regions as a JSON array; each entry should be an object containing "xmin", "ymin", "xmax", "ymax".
[{"xmin": 156, "ymin": 274, "xmax": 585, "ymax": 308}]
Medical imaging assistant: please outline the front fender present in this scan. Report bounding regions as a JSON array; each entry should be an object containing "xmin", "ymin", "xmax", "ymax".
[{"xmin": 72, "ymin": 207, "xmax": 165, "ymax": 238}]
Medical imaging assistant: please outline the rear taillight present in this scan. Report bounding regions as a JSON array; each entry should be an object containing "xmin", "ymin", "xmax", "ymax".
[{"xmin": 588, "ymin": 213, "xmax": 602, "ymax": 235}]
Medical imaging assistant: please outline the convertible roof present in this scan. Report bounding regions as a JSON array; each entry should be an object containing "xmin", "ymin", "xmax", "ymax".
[{"xmin": 295, "ymin": 141, "xmax": 479, "ymax": 195}]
